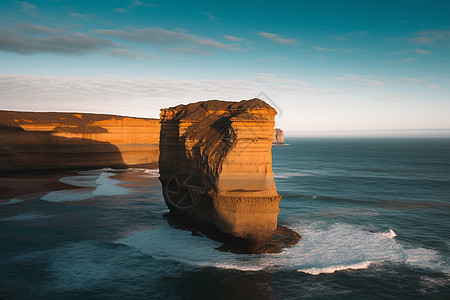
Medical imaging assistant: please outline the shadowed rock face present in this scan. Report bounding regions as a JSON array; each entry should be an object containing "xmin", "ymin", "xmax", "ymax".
[
  {"xmin": 0, "ymin": 111, "xmax": 160, "ymax": 172},
  {"xmin": 159, "ymin": 99, "xmax": 282, "ymax": 242}
]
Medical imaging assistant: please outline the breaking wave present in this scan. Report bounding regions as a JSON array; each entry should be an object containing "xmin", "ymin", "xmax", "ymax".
[{"xmin": 116, "ymin": 222, "xmax": 448, "ymax": 275}]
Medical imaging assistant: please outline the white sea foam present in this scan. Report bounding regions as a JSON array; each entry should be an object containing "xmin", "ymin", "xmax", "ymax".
[
  {"xmin": 116, "ymin": 222, "xmax": 449, "ymax": 275},
  {"xmin": 389, "ymin": 228, "xmax": 397, "ymax": 238},
  {"xmin": 0, "ymin": 198, "xmax": 24, "ymax": 205},
  {"xmin": 92, "ymin": 172, "xmax": 129, "ymax": 196},
  {"xmin": 41, "ymin": 172, "xmax": 130, "ymax": 202},
  {"xmin": 297, "ymin": 261, "xmax": 374, "ymax": 275},
  {"xmin": 1, "ymin": 213, "xmax": 48, "ymax": 221},
  {"xmin": 41, "ymin": 190, "xmax": 94, "ymax": 202},
  {"xmin": 59, "ymin": 175, "xmax": 98, "ymax": 187},
  {"xmin": 142, "ymin": 169, "xmax": 160, "ymax": 177}
]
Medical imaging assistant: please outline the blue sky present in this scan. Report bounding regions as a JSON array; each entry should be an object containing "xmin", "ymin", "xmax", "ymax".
[{"xmin": 0, "ymin": 0, "xmax": 449, "ymax": 136}]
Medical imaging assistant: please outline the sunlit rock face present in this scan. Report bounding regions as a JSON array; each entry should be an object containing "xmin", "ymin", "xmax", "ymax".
[
  {"xmin": 273, "ymin": 128, "xmax": 284, "ymax": 144},
  {"xmin": 0, "ymin": 111, "xmax": 160, "ymax": 172},
  {"xmin": 159, "ymin": 99, "xmax": 281, "ymax": 241}
]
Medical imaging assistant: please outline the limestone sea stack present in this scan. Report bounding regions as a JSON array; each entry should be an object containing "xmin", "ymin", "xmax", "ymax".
[
  {"xmin": 273, "ymin": 128, "xmax": 284, "ymax": 144},
  {"xmin": 159, "ymin": 99, "xmax": 281, "ymax": 242}
]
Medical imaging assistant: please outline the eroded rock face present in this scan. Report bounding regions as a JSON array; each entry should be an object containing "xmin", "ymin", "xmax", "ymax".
[
  {"xmin": 0, "ymin": 111, "xmax": 160, "ymax": 172},
  {"xmin": 159, "ymin": 99, "xmax": 281, "ymax": 241}
]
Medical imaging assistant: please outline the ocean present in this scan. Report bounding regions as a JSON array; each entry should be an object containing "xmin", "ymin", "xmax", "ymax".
[{"xmin": 1, "ymin": 138, "xmax": 449, "ymax": 299}]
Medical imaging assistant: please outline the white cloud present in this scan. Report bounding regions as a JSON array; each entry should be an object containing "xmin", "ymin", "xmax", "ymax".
[
  {"xmin": 95, "ymin": 27, "xmax": 244, "ymax": 52},
  {"xmin": 223, "ymin": 35, "xmax": 242, "ymax": 42},
  {"xmin": 129, "ymin": 0, "xmax": 158, "ymax": 8},
  {"xmin": 203, "ymin": 12, "xmax": 217, "ymax": 21},
  {"xmin": 115, "ymin": 0, "xmax": 158, "ymax": 13},
  {"xmin": 115, "ymin": 8, "xmax": 129, "ymax": 13},
  {"xmin": 334, "ymin": 74, "xmax": 382, "ymax": 86},
  {"xmin": 257, "ymin": 32, "xmax": 297, "ymax": 45},
  {"xmin": 417, "ymin": 29, "xmax": 450, "ymax": 40},
  {"xmin": 407, "ymin": 30, "xmax": 450, "ymax": 45},
  {"xmin": 197, "ymin": 39, "xmax": 243, "ymax": 51},
  {"xmin": 314, "ymin": 46, "xmax": 336, "ymax": 52},
  {"xmin": 407, "ymin": 37, "xmax": 433, "ymax": 44},
  {"xmin": 17, "ymin": 1, "xmax": 38, "ymax": 15},
  {"xmin": 404, "ymin": 57, "xmax": 417, "ymax": 63},
  {"xmin": 428, "ymin": 84, "xmax": 440, "ymax": 89},
  {"xmin": 398, "ymin": 77, "xmax": 422, "ymax": 83},
  {"xmin": 0, "ymin": 25, "xmax": 117, "ymax": 55},
  {"xmin": 105, "ymin": 48, "xmax": 159, "ymax": 60},
  {"xmin": 70, "ymin": 12, "xmax": 86, "ymax": 18},
  {"xmin": 414, "ymin": 49, "xmax": 431, "ymax": 55},
  {"xmin": 313, "ymin": 46, "xmax": 358, "ymax": 53},
  {"xmin": 0, "ymin": 74, "xmax": 312, "ymax": 117}
]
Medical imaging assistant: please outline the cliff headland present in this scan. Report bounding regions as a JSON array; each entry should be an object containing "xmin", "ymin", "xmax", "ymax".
[{"xmin": 0, "ymin": 111, "xmax": 160, "ymax": 172}]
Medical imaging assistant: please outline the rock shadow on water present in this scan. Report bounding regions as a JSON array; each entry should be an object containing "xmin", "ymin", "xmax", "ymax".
[{"xmin": 164, "ymin": 212, "xmax": 301, "ymax": 254}]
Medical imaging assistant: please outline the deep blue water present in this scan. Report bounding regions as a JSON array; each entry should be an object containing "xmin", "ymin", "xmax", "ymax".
[{"xmin": 1, "ymin": 138, "xmax": 449, "ymax": 299}]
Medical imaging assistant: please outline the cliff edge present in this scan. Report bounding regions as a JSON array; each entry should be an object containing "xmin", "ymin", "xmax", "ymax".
[
  {"xmin": 159, "ymin": 99, "xmax": 284, "ymax": 242},
  {"xmin": 0, "ymin": 111, "xmax": 160, "ymax": 172}
]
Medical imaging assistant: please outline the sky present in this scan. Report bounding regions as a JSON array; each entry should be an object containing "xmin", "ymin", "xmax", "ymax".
[{"xmin": 0, "ymin": 0, "xmax": 449, "ymax": 136}]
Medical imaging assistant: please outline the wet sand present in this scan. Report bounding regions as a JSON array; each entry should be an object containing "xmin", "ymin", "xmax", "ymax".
[{"xmin": 0, "ymin": 171, "xmax": 80, "ymax": 203}]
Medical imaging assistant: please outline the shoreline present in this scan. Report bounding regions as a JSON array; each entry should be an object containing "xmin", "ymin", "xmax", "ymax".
[
  {"xmin": 0, "ymin": 170, "xmax": 81, "ymax": 203},
  {"xmin": 0, "ymin": 163, "xmax": 158, "ymax": 203}
]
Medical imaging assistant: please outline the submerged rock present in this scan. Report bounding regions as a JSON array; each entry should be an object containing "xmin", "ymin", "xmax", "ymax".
[{"xmin": 159, "ymin": 99, "xmax": 298, "ymax": 247}]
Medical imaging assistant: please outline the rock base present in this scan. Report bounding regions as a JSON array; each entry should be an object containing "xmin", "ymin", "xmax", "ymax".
[{"xmin": 164, "ymin": 212, "xmax": 301, "ymax": 254}]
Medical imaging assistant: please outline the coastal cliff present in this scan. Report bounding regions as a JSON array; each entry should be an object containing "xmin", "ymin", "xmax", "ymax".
[
  {"xmin": 273, "ymin": 128, "xmax": 284, "ymax": 144},
  {"xmin": 0, "ymin": 111, "xmax": 160, "ymax": 172},
  {"xmin": 159, "ymin": 99, "xmax": 282, "ymax": 242}
]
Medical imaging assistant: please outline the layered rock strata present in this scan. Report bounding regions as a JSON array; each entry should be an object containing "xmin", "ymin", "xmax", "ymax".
[
  {"xmin": 0, "ymin": 111, "xmax": 160, "ymax": 172},
  {"xmin": 159, "ymin": 99, "xmax": 282, "ymax": 242},
  {"xmin": 273, "ymin": 128, "xmax": 285, "ymax": 144}
]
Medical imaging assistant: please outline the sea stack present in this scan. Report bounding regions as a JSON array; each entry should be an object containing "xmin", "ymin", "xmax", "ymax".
[
  {"xmin": 159, "ymin": 99, "xmax": 281, "ymax": 241},
  {"xmin": 273, "ymin": 128, "xmax": 284, "ymax": 144}
]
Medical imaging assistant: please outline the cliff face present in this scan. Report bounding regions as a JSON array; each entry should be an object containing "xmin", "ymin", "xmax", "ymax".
[
  {"xmin": 159, "ymin": 99, "xmax": 281, "ymax": 241},
  {"xmin": 273, "ymin": 128, "xmax": 284, "ymax": 144},
  {"xmin": 0, "ymin": 111, "xmax": 160, "ymax": 172}
]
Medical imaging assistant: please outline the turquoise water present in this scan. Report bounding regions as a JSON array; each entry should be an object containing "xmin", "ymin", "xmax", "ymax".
[{"xmin": 1, "ymin": 138, "xmax": 449, "ymax": 299}]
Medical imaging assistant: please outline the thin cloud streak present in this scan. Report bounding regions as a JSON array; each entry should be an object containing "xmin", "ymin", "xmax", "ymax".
[
  {"xmin": 203, "ymin": 12, "xmax": 217, "ymax": 21},
  {"xmin": 257, "ymin": 32, "xmax": 297, "ymax": 45},
  {"xmin": 414, "ymin": 49, "xmax": 431, "ymax": 55},
  {"xmin": 95, "ymin": 27, "xmax": 244, "ymax": 52},
  {"xmin": 223, "ymin": 35, "xmax": 242, "ymax": 42},
  {"xmin": 0, "ymin": 25, "xmax": 117, "ymax": 55},
  {"xmin": 17, "ymin": 1, "xmax": 38, "ymax": 15},
  {"xmin": 407, "ymin": 29, "xmax": 450, "ymax": 45},
  {"xmin": 334, "ymin": 74, "xmax": 382, "ymax": 86},
  {"xmin": 313, "ymin": 46, "xmax": 358, "ymax": 53},
  {"xmin": 115, "ymin": 0, "xmax": 158, "ymax": 13}
]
